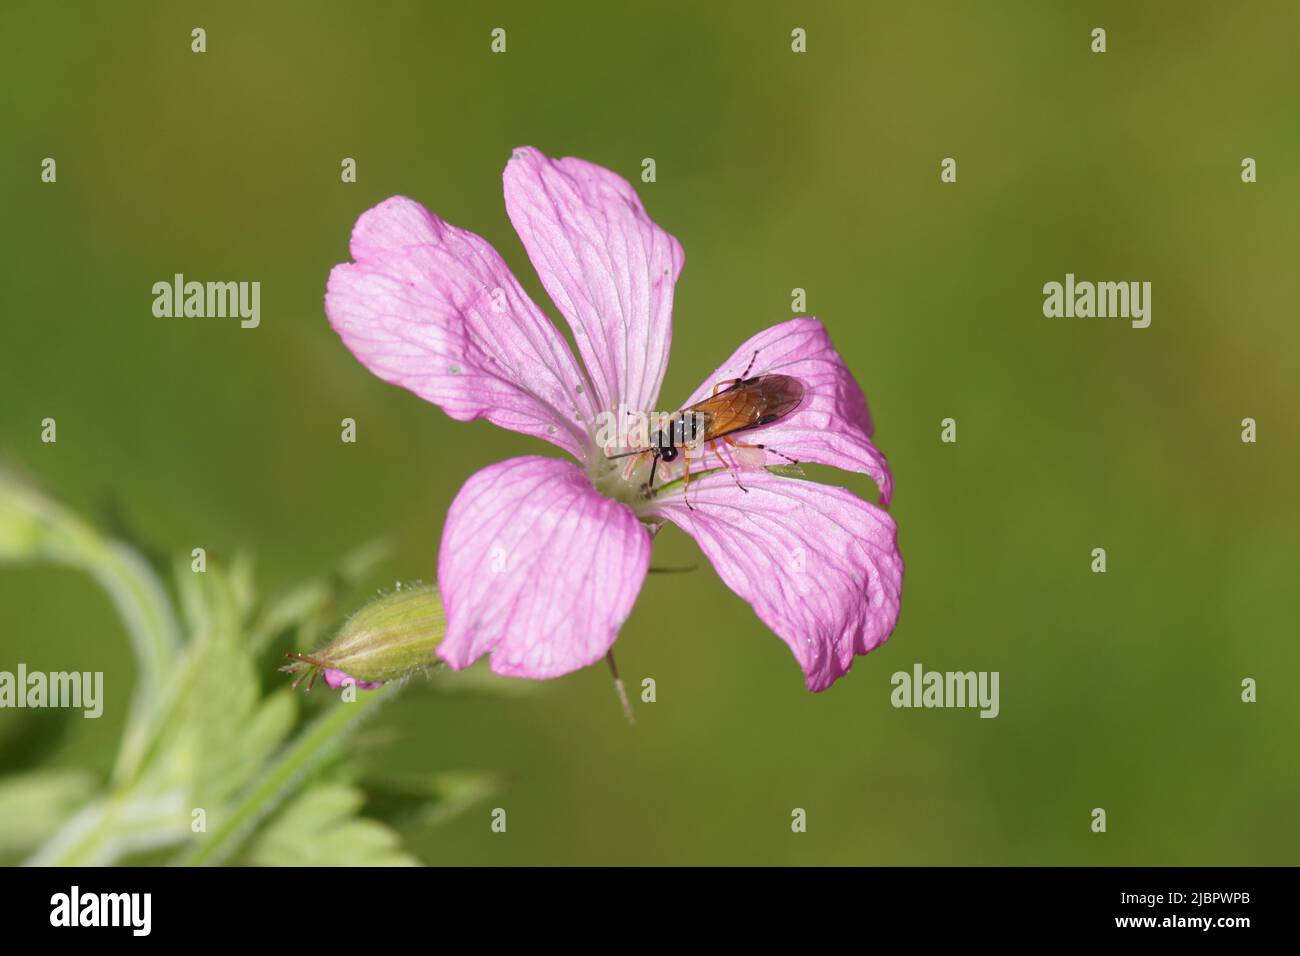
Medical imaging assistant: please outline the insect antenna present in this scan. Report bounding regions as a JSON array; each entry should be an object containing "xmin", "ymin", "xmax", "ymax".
[{"xmin": 739, "ymin": 349, "xmax": 759, "ymax": 379}]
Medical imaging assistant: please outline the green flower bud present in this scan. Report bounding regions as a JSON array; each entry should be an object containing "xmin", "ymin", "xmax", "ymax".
[{"xmin": 281, "ymin": 583, "xmax": 445, "ymax": 690}]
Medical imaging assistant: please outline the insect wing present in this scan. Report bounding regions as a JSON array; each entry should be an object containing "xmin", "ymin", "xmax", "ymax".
[
  {"xmin": 682, "ymin": 374, "xmax": 805, "ymax": 441},
  {"xmin": 748, "ymin": 373, "xmax": 804, "ymax": 424}
]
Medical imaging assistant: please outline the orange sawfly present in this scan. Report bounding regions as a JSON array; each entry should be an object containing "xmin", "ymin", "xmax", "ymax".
[{"xmin": 607, "ymin": 351, "xmax": 805, "ymax": 508}]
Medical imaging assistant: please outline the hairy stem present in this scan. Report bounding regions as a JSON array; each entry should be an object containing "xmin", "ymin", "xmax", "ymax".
[{"xmin": 176, "ymin": 681, "xmax": 400, "ymax": 866}]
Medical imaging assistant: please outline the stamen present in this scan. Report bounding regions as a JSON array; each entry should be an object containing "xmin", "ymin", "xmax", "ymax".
[{"xmin": 605, "ymin": 649, "xmax": 635, "ymax": 725}]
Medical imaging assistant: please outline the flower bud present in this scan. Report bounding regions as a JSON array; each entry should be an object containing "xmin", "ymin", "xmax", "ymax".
[{"xmin": 281, "ymin": 583, "xmax": 445, "ymax": 691}]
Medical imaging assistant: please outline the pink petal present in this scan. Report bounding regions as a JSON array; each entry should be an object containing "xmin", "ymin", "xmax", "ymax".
[
  {"xmin": 648, "ymin": 472, "xmax": 903, "ymax": 692},
  {"xmin": 675, "ymin": 317, "xmax": 894, "ymax": 505},
  {"xmin": 326, "ymin": 196, "xmax": 596, "ymax": 460},
  {"xmin": 322, "ymin": 668, "xmax": 383, "ymax": 690},
  {"xmin": 503, "ymin": 146, "xmax": 684, "ymax": 415},
  {"xmin": 437, "ymin": 455, "xmax": 651, "ymax": 679}
]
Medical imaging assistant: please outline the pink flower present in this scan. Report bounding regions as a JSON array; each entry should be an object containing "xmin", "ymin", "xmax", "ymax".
[{"xmin": 325, "ymin": 147, "xmax": 902, "ymax": 691}]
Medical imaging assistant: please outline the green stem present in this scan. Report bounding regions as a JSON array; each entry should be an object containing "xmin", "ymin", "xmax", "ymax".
[
  {"xmin": 0, "ymin": 476, "xmax": 181, "ymax": 787},
  {"xmin": 106, "ymin": 554, "xmax": 183, "ymax": 787},
  {"xmin": 176, "ymin": 682, "xmax": 400, "ymax": 866}
]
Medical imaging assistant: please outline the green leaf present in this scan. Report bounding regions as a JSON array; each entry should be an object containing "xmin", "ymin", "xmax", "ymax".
[
  {"xmin": 0, "ymin": 769, "xmax": 98, "ymax": 857},
  {"xmin": 175, "ymin": 681, "xmax": 400, "ymax": 866},
  {"xmin": 363, "ymin": 770, "xmax": 499, "ymax": 831},
  {"xmin": 246, "ymin": 783, "xmax": 417, "ymax": 866}
]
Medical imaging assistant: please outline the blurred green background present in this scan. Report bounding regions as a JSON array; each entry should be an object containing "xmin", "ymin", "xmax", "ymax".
[{"xmin": 2, "ymin": 0, "xmax": 1297, "ymax": 864}]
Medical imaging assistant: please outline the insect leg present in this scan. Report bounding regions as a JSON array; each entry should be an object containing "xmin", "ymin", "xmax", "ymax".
[
  {"xmin": 708, "ymin": 351, "xmax": 760, "ymax": 399},
  {"xmin": 713, "ymin": 438, "xmax": 749, "ymax": 494},
  {"xmin": 682, "ymin": 444, "xmax": 695, "ymax": 511},
  {"xmin": 723, "ymin": 435, "xmax": 800, "ymax": 466}
]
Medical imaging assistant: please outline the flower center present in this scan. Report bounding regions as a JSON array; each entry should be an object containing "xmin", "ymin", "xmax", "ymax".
[{"xmin": 586, "ymin": 443, "xmax": 652, "ymax": 509}]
